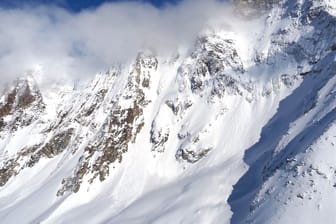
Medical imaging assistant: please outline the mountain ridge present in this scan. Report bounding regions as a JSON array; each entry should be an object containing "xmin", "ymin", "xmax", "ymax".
[{"xmin": 0, "ymin": 0, "xmax": 336, "ymax": 223}]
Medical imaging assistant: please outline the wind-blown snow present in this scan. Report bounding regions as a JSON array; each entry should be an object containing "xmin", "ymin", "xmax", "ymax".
[{"xmin": 0, "ymin": 0, "xmax": 336, "ymax": 224}]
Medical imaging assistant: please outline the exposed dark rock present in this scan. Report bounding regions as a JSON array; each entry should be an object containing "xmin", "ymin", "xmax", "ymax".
[
  {"xmin": 166, "ymin": 99, "xmax": 181, "ymax": 115},
  {"xmin": 0, "ymin": 88, "xmax": 16, "ymax": 117},
  {"xmin": 176, "ymin": 147, "xmax": 212, "ymax": 163},
  {"xmin": 0, "ymin": 78, "xmax": 45, "ymax": 133},
  {"xmin": 17, "ymin": 84, "xmax": 36, "ymax": 109},
  {"xmin": 281, "ymin": 74, "xmax": 297, "ymax": 87},
  {"xmin": 0, "ymin": 128, "xmax": 74, "ymax": 187},
  {"xmin": 150, "ymin": 121, "xmax": 170, "ymax": 153},
  {"xmin": 0, "ymin": 159, "xmax": 19, "ymax": 187},
  {"xmin": 57, "ymin": 161, "xmax": 89, "ymax": 196},
  {"xmin": 178, "ymin": 34, "xmax": 248, "ymax": 99},
  {"xmin": 39, "ymin": 129, "xmax": 74, "ymax": 158},
  {"xmin": 142, "ymin": 78, "xmax": 150, "ymax": 88},
  {"xmin": 57, "ymin": 54, "xmax": 155, "ymax": 195},
  {"xmin": 0, "ymin": 118, "xmax": 5, "ymax": 131},
  {"xmin": 84, "ymin": 89, "xmax": 107, "ymax": 117}
]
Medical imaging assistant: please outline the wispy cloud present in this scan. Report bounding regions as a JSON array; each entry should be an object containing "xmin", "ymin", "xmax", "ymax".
[{"xmin": 0, "ymin": 0, "xmax": 235, "ymax": 84}]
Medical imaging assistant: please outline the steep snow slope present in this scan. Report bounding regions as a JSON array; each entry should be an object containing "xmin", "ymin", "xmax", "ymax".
[
  {"xmin": 229, "ymin": 0, "xmax": 336, "ymax": 223},
  {"xmin": 0, "ymin": 0, "xmax": 335, "ymax": 223}
]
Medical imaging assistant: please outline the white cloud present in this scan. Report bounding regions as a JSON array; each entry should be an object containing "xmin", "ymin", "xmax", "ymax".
[{"xmin": 0, "ymin": 0, "xmax": 236, "ymax": 84}]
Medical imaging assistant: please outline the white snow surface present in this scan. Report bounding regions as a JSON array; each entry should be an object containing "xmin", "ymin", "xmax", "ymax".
[{"xmin": 0, "ymin": 0, "xmax": 336, "ymax": 223}]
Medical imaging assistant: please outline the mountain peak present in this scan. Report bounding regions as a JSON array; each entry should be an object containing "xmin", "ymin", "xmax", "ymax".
[{"xmin": 0, "ymin": 0, "xmax": 336, "ymax": 223}]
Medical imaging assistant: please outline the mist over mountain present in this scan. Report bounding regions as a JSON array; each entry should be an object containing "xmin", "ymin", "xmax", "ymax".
[
  {"xmin": 0, "ymin": 0, "xmax": 236, "ymax": 84},
  {"xmin": 0, "ymin": 0, "xmax": 336, "ymax": 223}
]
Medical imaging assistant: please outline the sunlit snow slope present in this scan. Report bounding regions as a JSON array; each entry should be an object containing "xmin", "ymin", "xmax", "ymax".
[{"xmin": 0, "ymin": 0, "xmax": 336, "ymax": 223}]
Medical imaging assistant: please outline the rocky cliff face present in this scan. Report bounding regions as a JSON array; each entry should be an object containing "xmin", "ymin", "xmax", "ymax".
[
  {"xmin": 0, "ymin": 0, "xmax": 336, "ymax": 223},
  {"xmin": 0, "ymin": 76, "xmax": 44, "ymax": 134},
  {"xmin": 0, "ymin": 29, "xmax": 274, "ymax": 196},
  {"xmin": 0, "ymin": 53, "xmax": 159, "ymax": 194}
]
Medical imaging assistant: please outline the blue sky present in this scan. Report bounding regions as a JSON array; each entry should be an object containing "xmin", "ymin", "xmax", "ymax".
[{"xmin": 0, "ymin": 0, "xmax": 180, "ymax": 11}]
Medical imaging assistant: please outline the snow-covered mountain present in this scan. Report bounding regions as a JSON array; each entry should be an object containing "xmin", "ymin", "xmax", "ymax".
[{"xmin": 0, "ymin": 0, "xmax": 336, "ymax": 223}]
